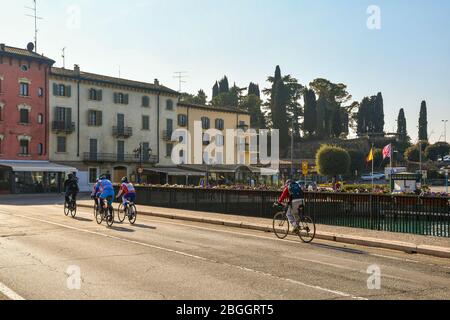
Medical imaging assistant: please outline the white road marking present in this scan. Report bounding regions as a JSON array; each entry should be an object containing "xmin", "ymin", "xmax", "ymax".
[
  {"xmin": 0, "ymin": 209, "xmax": 368, "ymax": 300},
  {"xmin": 0, "ymin": 282, "xmax": 25, "ymax": 300}
]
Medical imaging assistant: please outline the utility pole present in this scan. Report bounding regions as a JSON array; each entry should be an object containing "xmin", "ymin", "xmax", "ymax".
[
  {"xmin": 173, "ymin": 71, "xmax": 188, "ymax": 93},
  {"xmin": 25, "ymin": 0, "xmax": 43, "ymax": 52},
  {"xmin": 443, "ymin": 120, "xmax": 448, "ymax": 143},
  {"xmin": 291, "ymin": 117, "xmax": 294, "ymax": 180}
]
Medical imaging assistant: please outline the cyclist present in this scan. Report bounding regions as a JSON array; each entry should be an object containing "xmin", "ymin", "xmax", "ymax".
[
  {"xmin": 64, "ymin": 173, "xmax": 79, "ymax": 207},
  {"xmin": 276, "ymin": 179, "xmax": 305, "ymax": 233},
  {"xmin": 116, "ymin": 177, "xmax": 136, "ymax": 210},
  {"xmin": 98, "ymin": 175, "xmax": 115, "ymax": 213},
  {"xmin": 91, "ymin": 178, "xmax": 101, "ymax": 207}
]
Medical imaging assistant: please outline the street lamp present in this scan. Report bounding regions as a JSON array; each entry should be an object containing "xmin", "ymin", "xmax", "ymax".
[{"xmin": 134, "ymin": 144, "xmax": 152, "ymax": 184}]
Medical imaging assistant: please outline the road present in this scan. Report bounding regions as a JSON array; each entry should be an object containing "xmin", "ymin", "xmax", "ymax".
[{"xmin": 0, "ymin": 195, "xmax": 450, "ymax": 300}]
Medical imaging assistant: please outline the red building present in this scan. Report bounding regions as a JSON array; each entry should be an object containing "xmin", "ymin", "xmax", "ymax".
[
  {"xmin": 0, "ymin": 43, "xmax": 76, "ymax": 194},
  {"xmin": 0, "ymin": 42, "xmax": 54, "ymax": 159}
]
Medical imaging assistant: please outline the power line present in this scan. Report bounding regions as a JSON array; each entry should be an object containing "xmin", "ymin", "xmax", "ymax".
[
  {"xmin": 173, "ymin": 71, "xmax": 188, "ymax": 93},
  {"xmin": 25, "ymin": 0, "xmax": 43, "ymax": 52}
]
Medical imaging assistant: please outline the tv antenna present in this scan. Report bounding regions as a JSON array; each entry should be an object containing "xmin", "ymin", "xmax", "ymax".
[
  {"xmin": 173, "ymin": 71, "xmax": 188, "ymax": 92},
  {"xmin": 62, "ymin": 47, "xmax": 66, "ymax": 68},
  {"xmin": 25, "ymin": 0, "xmax": 43, "ymax": 52}
]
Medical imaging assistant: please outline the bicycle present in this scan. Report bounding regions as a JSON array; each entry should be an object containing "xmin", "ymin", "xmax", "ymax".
[
  {"xmin": 95, "ymin": 197, "xmax": 114, "ymax": 227},
  {"xmin": 272, "ymin": 202, "xmax": 316, "ymax": 243},
  {"xmin": 117, "ymin": 198, "xmax": 137, "ymax": 225},
  {"xmin": 64, "ymin": 195, "xmax": 77, "ymax": 218}
]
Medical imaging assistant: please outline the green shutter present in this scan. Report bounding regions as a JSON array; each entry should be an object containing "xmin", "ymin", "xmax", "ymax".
[
  {"xmin": 53, "ymin": 83, "xmax": 58, "ymax": 96},
  {"xmin": 97, "ymin": 111, "xmax": 102, "ymax": 126},
  {"xmin": 124, "ymin": 94, "xmax": 129, "ymax": 104},
  {"xmin": 113, "ymin": 92, "xmax": 118, "ymax": 104},
  {"xmin": 98, "ymin": 90, "xmax": 102, "ymax": 101},
  {"xmin": 66, "ymin": 85, "xmax": 72, "ymax": 97}
]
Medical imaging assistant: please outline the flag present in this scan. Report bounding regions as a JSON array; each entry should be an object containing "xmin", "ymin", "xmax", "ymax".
[
  {"xmin": 382, "ymin": 144, "xmax": 392, "ymax": 159},
  {"xmin": 367, "ymin": 148, "xmax": 374, "ymax": 162}
]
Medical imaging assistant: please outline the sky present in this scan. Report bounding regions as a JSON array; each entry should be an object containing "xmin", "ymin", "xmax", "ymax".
[{"xmin": 1, "ymin": 0, "xmax": 449, "ymax": 142}]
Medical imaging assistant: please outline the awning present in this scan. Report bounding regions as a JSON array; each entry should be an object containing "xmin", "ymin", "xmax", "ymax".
[
  {"xmin": 0, "ymin": 161, "xmax": 77, "ymax": 173},
  {"xmin": 144, "ymin": 167, "xmax": 206, "ymax": 177}
]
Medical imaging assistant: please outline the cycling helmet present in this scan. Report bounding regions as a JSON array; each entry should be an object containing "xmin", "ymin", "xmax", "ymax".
[
  {"xmin": 285, "ymin": 179, "xmax": 292, "ymax": 186},
  {"xmin": 121, "ymin": 177, "xmax": 128, "ymax": 184},
  {"xmin": 68, "ymin": 173, "xmax": 74, "ymax": 179},
  {"xmin": 99, "ymin": 174, "xmax": 106, "ymax": 180}
]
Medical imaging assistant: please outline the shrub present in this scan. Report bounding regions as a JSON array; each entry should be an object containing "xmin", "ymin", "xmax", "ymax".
[{"xmin": 316, "ymin": 145, "xmax": 351, "ymax": 177}]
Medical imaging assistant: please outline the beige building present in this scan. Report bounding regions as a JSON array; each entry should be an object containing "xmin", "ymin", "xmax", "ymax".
[{"xmin": 49, "ymin": 65, "xmax": 179, "ymax": 190}]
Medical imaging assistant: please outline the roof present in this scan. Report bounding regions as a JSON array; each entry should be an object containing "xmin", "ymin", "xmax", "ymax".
[
  {"xmin": 0, "ymin": 44, "xmax": 55, "ymax": 65},
  {"xmin": 51, "ymin": 67, "xmax": 178, "ymax": 95},
  {"xmin": 178, "ymin": 101, "xmax": 250, "ymax": 115},
  {"xmin": 0, "ymin": 161, "xmax": 77, "ymax": 173}
]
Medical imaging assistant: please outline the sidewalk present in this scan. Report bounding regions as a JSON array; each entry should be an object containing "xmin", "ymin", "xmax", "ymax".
[{"xmin": 77, "ymin": 200, "xmax": 450, "ymax": 259}]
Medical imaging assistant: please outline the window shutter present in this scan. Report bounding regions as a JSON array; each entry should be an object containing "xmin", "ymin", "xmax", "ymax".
[
  {"xmin": 97, "ymin": 90, "xmax": 102, "ymax": 101},
  {"xmin": 124, "ymin": 94, "xmax": 129, "ymax": 104},
  {"xmin": 53, "ymin": 83, "xmax": 58, "ymax": 96},
  {"xmin": 87, "ymin": 110, "xmax": 91, "ymax": 126},
  {"xmin": 113, "ymin": 92, "xmax": 118, "ymax": 104},
  {"xmin": 97, "ymin": 111, "xmax": 102, "ymax": 126},
  {"xmin": 66, "ymin": 85, "xmax": 71, "ymax": 97},
  {"xmin": 66, "ymin": 108, "xmax": 72, "ymax": 125}
]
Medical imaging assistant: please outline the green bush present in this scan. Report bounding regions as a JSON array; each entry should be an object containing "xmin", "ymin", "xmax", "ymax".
[
  {"xmin": 425, "ymin": 142, "xmax": 450, "ymax": 161},
  {"xmin": 316, "ymin": 145, "xmax": 351, "ymax": 177}
]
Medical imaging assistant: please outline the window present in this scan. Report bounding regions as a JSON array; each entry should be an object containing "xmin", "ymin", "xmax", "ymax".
[
  {"xmin": 89, "ymin": 88, "xmax": 102, "ymax": 101},
  {"xmin": 203, "ymin": 133, "xmax": 210, "ymax": 146},
  {"xmin": 215, "ymin": 119, "xmax": 224, "ymax": 130},
  {"xmin": 88, "ymin": 110, "xmax": 102, "ymax": 126},
  {"xmin": 178, "ymin": 114, "xmax": 187, "ymax": 127},
  {"xmin": 0, "ymin": 139, "xmax": 2, "ymax": 154},
  {"xmin": 142, "ymin": 115, "xmax": 150, "ymax": 130},
  {"xmin": 0, "ymin": 107, "xmax": 3, "ymax": 121},
  {"xmin": 0, "ymin": 78, "xmax": 3, "ymax": 93},
  {"xmin": 19, "ymin": 109, "xmax": 29, "ymax": 124},
  {"xmin": 166, "ymin": 143, "xmax": 173, "ymax": 157},
  {"xmin": 37, "ymin": 113, "xmax": 43, "ymax": 124},
  {"xmin": 21, "ymin": 65, "xmax": 29, "ymax": 72},
  {"xmin": 142, "ymin": 96, "xmax": 150, "ymax": 107},
  {"xmin": 57, "ymin": 136, "xmax": 66, "ymax": 153},
  {"xmin": 89, "ymin": 168, "xmax": 98, "ymax": 183},
  {"xmin": 166, "ymin": 99, "xmax": 174, "ymax": 110},
  {"xmin": 117, "ymin": 141, "xmax": 125, "ymax": 161},
  {"xmin": 53, "ymin": 83, "xmax": 71, "ymax": 97},
  {"xmin": 19, "ymin": 82, "xmax": 29, "ymax": 96},
  {"xmin": 19, "ymin": 139, "xmax": 29, "ymax": 155},
  {"xmin": 114, "ymin": 92, "xmax": 129, "ymax": 104},
  {"xmin": 38, "ymin": 87, "xmax": 43, "ymax": 97},
  {"xmin": 201, "ymin": 117, "xmax": 210, "ymax": 130},
  {"xmin": 37, "ymin": 143, "xmax": 43, "ymax": 156},
  {"xmin": 54, "ymin": 107, "xmax": 72, "ymax": 127}
]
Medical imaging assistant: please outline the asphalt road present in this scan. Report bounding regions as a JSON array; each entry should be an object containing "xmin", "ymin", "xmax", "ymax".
[{"xmin": 1, "ymin": 195, "xmax": 450, "ymax": 300}]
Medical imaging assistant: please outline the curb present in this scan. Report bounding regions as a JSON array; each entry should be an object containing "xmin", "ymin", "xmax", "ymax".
[{"xmin": 77, "ymin": 204, "xmax": 450, "ymax": 259}]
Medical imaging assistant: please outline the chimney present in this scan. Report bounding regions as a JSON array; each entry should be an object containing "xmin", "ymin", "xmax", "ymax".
[
  {"xmin": 154, "ymin": 79, "xmax": 159, "ymax": 86},
  {"xmin": 0, "ymin": 44, "xmax": 5, "ymax": 51},
  {"xmin": 74, "ymin": 64, "xmax": 80, "ymax": 76}
]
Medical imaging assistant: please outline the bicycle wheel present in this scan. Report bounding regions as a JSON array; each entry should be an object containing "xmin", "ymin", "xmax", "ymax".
[
  {"xmin": 128, "ymin": 205, "xmax": 137, "ymax": 225},
  {"xmin": 117, "ymin": 203, "xmax": 126, "ymax": 223},
  {"xmin": 93, "ymin": 203, "xmax": 98, "ymax": 217},
  {"xmin": 273, "ymin": 211, "xmax": 290, "ymax": 239},
  {"xmin": 106, "ymin": 207, "xmax": 114, "ymax": 227},
  {"xmin": 95, "ymin": 208, "xmax": 104, "ymax": 225},
  {"xmin": 70, "ymin": 202, "xmax": 77, "ymax": 218},
  {"xmin": 297, "ymin": 216, "xmax": 316, "ymax": 243}
]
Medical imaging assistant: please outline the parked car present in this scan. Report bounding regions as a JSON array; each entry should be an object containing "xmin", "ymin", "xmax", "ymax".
[
  {"xmin": 438, "ymin": 155, "xmax": 450, "ymax": 162},
  {"xmin": 361, "ymin": 173, "xmax": 386, "ymax": 181}
]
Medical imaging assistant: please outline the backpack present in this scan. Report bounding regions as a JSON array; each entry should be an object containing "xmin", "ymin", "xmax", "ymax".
[{"xmin": 288, "ymin": 182, "xmax": 303, "ymax": 200}]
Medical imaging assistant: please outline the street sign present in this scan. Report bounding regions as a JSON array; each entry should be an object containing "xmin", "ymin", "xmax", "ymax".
[
  {"xmin": 302, "ymin": 161, "xmax": 309, "ymax": 176},
  {"xmin": 421, "ymin": 170, "xmax": 428, "ymax": 179}
]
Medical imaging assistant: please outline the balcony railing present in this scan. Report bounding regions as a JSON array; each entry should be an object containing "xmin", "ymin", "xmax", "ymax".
[
  {"xmin": 113, "ymin": 126, "xmax": 133, "ymax": 138},
  {"xmin": 83, "ymin": 153, "xmax": 158, "ymax": 164},
  {"xmin": 237, "ymin": 123, "xmax": 249, "ymax": 130},
  {"xmin": 162, "ymin": 130, "xmax": 174, "ymax": 141},
  {"xmin": 52, "ymin": 121, "xmax": 76, "ymax": 133}
]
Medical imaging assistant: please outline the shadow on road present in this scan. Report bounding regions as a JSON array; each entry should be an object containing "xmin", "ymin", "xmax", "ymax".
[
  {"xmin": 131, "ymin": 224, "xmax": 157, "ymax": 230},
  {"xmin": 72, "ymin": 217, "xmax": 93, "ymax": 223},
  {"xmin": 310, "ymin": 243, "xmax": 367, "ymax": 255},
  {"xmin": 109, "ymin": 225, "xmax": 135, "ymax": 233}
]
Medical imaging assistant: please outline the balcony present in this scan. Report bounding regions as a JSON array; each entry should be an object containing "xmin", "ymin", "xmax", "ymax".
[
  {"xmin": 83, "ymin": 153, "xmax": 158, "ymax": 164},
  {"xmin": 162, "ymin": 130, "xmax": 174, "ymax": 141},
  {"xmin": 52, "ymin": 121, "xmax": 75, "ymax": 134},
  {"xmin": 237, "ymin": 123, "xmax": 249, "ymax": 130},
  {"xmin": 113, "ymin": 126, "xmax": 133, "ymax": 138}
]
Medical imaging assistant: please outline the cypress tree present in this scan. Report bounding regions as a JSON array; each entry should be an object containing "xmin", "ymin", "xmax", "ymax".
[
  {"xmin": 219, "ymin": 76, "xmax": 229, "ymax": 94},
  {"xmin": 212, "ymin": 82, "xmax": 219, "ymax": 98},
  {"xmin": 397, "ymin": 108, "xmax": 407, "ymax": 140},
  {"xmin": 270, "ymin": 66, "xmax": 289, "ymax": 149},
  {"xmin": 316, "ymin": 96, "xmax": 327, "ymax": 139},
  {"xmin": 248, "ymin": 82, "xmax": 260, "ymax": 97},
  {"xmin": 418, "ymin": 100, "xmax": 428, "ymax": 141},
  {"xmin": 374, "ymin": 92, "xmax": 385, "ymax": 133},
  {"xmin": 303, "ymin": 89, "xmax": 317, "ymax": 137}
]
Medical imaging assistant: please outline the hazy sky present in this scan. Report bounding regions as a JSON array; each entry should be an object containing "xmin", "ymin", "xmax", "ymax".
[{"xmin": 1, "ymin": 0, "xmax": 449, "ymax": 142}]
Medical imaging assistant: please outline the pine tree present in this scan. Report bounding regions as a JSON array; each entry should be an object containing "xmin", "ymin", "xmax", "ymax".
[
  {"xmin": 418, "ymin": 100, "xmax": 428, "ymax": 141},
  {"xmin": 212, "ymin": 82, "xmax": 219, "ymax": 98},
  {"xmin": 303, "ymin": 89, "xmax": 317, "ymax": 137}
]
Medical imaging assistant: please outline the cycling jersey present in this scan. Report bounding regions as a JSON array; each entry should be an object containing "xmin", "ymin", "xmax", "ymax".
[{"xmin": 120, "ymin": 182, "xmax": 136, "ymax": 195}]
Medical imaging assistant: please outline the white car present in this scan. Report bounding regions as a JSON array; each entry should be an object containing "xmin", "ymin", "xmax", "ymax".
[
  {"xmin": 438, "ymin": 155, "xmax": 450, "ymax": 162},
  {"xmin": 361, "ymin": 173, "xmax": 385, "ymax": 181}
]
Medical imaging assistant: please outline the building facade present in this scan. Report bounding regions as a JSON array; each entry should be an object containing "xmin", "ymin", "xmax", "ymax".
[{"xmin": 49, "ymin": 65, "xmax": 179, "ymax": 189}]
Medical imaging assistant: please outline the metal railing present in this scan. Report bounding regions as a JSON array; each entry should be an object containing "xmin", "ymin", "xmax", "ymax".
[
  {"xmin": 119, "ymin": 187, "xmax": 450, "ymax": 237},
  {"xmin": 83, "ymin": 153, "xmax": 158, "ymax": 164},
  {"xmin": 112, "ymin": 126, "xmax": 133, "ymax": 138},
  {"xmin": 162, "ymin": 130, "xmax": 174, "ymax": 141},
  {"xmin": 52, "ymin": 121, "xmax": 75, "ymax": 133}
]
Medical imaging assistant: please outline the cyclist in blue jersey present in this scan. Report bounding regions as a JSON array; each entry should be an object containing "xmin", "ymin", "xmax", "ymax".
[{"xmin": 98, "ymin": 175, "xmax": 115, "ymax": 210}]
